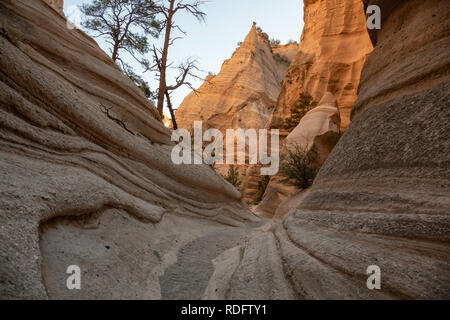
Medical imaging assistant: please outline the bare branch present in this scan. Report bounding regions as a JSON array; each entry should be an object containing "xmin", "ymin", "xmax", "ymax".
[
  {"xmin": 166, "ymin": 58, "xmax": 201, "ymax": 91},
  {"xmin": 174, "ymin": 0, "xmax": 208, "ymax": 22},
  {"xmin": 151, "ymin": 0, "xmax": 208, "ymax": 115}
]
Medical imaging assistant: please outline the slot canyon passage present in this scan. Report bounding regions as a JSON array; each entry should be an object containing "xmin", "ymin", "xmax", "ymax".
[{"xmin": 0, "ymin": 0, "xmax": 449, "ymax": 299}]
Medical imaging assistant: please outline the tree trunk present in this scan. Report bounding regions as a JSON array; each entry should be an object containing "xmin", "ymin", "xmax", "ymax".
[
  {"xmin": 157, "ymin": 0, "xmax": 175, "ymax": 115},
  {"xmin": 112, "ymin": 43, "xmax": 119, "ymax": 62},
  {"xmin": 165, "ymin": 90, "xmax": 178, "ymax": 130}
]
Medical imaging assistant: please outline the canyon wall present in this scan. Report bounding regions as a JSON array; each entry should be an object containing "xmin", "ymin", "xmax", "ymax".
[
  {"xmin": 0, "ymin": 0, "xmax": 257, "ymax": 299},
  {"xmin": 175, "ymin": 23, "xmax": 298, "ymax": 202},
  {"xmin": 214, "ymin": 0, "xmax": 449, "ymax": 299},
  {"xmin": 1, "ymin": 0, "xmax": 449, "ymax": 300},
  {"xmin": 176, "ymin": 23, "xmax": 296, "ymax": 132},
  {"xmin": 43, "ymin": 0, "xmax": 64, "ymax": 15},
  {"xmin": 271, "ymin": 0, "xmax": 373, "ymax": 131},
  {"xmin": 256, "ymin": 92, "xmax": 341, "ymax": 218},
  {"xmin": 257, "ymin": 0, "xmax": 373, "ymax": 217},
  {"xmin": 176, "ymin": 0, "xmax": 372, "ymax": 204}
]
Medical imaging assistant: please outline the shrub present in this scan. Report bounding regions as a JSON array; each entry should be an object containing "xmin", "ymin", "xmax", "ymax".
[
  {"xmin": 272, "ymin": 53, "xmax": 289, "ymax": 65},
  {"xmin": 223, "ymin": 165, "xmax": 241, "ymax": 189},
  {"xmin": 270, "ymin": 38, "xmax": 281, "ymax": 47},
  {"xmin": 255, "ymin": 26, "xmax": 269, "ymax": 41},
  {"xmin": 280, "ymin": 145, "xmax": 318, "ymax": 189},
  {"xmin": 260, "ymin": 32, "xmax": 269, "ymax": 41},
  {"xmin": 253, "ymin": 175, "xmax": 271, "ymax": 204},
  {"xmin": 283, "ymin": 93, "xmax": 317, "ymax": 130}
]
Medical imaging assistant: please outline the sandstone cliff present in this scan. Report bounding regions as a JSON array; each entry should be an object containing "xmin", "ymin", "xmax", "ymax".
[
  {"xmin": 2, "ymin": 0, "xmax": 449, "ymax": 300},
  {"xmin": 218, "ymin": 0, "xmax": 449, "ymax": 299},
  {"xmin": 257, "ymin": 0, "xmax": 373, "ymax": 217},
  {"xmin": 43, "ymin": 0, "xmax": 64, "ymax": 15},
  {"xmin": 271, "ymin": 0, "xmax": 373, "ymax": 131},
  {"xmin": 176, "ymin": 23, "xmax": 296, "ymax": 132},
  {"xmin": 175, "ymin": 23, "xmax": 298, "ymax": 202},
  {"xmin": 0, "ymin": 0, "xmax": 257, "ymax": 299},
  {"xmin": 256, "ymin": 92, "xmax": 341, "ymax": 218},
  {"xmin": 285, "ymin": 92, "xmax": 340, "ymax": 165}
]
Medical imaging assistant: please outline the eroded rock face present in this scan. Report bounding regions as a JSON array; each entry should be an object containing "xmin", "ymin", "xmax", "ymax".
[
  {"xmin": 0, "ymin": 0, "xmax": 257, "ymax": 299},
  {"xmin": 43, "ymin": 0, "xmax": 64, "ymax": 15},
  {"xmin": 254, "ymin": 178, "xmax": 297, "ymax": 219},
  {"xmin": 2, "ymin": 0, "xmax": 449, "ymax": 301},
  {"xmin": 176, "ymin": 23, "xmax": 296, "ymax": 133},
  {"xmin": 256, "ymin": 0, "xmax": 372, "ymax": 214},
  {"xmin": 256, "ymin": 92, "xmax": 341, "ymax": 218},
  {"xmin": 175, "ymin": 23, "xmax": 298, "ymax": 202},
  {"xmin": 228, "ymin": 0, "xmax": 450, "ymax": 299},
  {"xmin": 285, "ymin": 92, "xmax": 340, "ymax": 165},
  {"xmin": 271, "ymin": 0, "xmax": 373, "ymax": 131}
]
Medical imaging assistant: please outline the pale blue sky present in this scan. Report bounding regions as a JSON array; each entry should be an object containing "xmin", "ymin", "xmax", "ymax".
[{"xmin": 64, "ymin": 0, "xmax": 304, "ymax": 115}]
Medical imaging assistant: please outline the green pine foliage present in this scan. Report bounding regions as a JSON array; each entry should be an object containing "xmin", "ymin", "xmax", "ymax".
[
  {"xmin": 81, "ymin": 0, "xmax": 160, "ymax": 99},
  {"xmin": 283, "ymin": 93, "xmax": 317, "ymax": 130}
]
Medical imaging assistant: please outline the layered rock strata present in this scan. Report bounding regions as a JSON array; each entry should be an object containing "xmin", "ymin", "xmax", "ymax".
[
  {"xmin": 256, "ymin": 92, "xmax": 341, "ymax": 218},
  {"xmin": 0, "ymin": 0, "xmax": 257, "ymax": 299},
  {"xmin": 43, "ymin": 0, "xmax": 63, "ymax": 15},
  {"xmin": 175, "ymin": 23, "xmax": 298, "ymax": 202},
  {"xmin": 285, "ymin": 92, "xmax": 340, "ymax": 165},
  {"xmin": 224, "ymin": 0, "xmax": 450, "ymax": 299},
  {"xmin": 2, "ymin": 0, "xmax": 449, "ymax": 300},
  {"xmin": 271, "ymin": 0, "xmax": 373, "ymax": 131},
  {"xmin": 176, "ymin": 23, "xmax": 296, "ymax": 133}
]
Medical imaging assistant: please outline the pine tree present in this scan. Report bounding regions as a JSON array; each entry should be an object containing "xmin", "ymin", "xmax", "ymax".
[
  {"xmin": 81, "ymin": 0, "xmax": 161, "ymax": 99},
  {"xmin": 284, "ymin": 93, "xmax": 317, "ymax": 130}
]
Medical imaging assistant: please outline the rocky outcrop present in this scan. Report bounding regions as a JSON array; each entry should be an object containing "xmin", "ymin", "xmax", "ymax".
[
  {"xmin": 175, "ymin": 23, "xmax": 298, "ymax": 202},
  {"xmin": 162, "ymin": 115, "xmax": 172, "ymax": 128},
  {"xmin": 256, "ymin": 92, "xmax": 341, "ymax": 218},
  {"xmin": 255, "ymin": 0, "xmax": 372, "ymax": 215},
  {"xmin": 271, "ymin": 0, "xmax": 373, "ymax": 131},
  {"xmin": 223, "ymin": 0, "xmax": 450, "ymax": 299},
  {"xmin": 253, "ymin": 178, "xmax": 297, "ymax": 219},
  {"xmin": 2, "ymin": 0, "xmax": 449, "ymax": 301},
  {"xmin": 43, "ymin": 0, "xmax": 64, "ymax": 15},
  {"xmin": 176, "ymin": 23, "xmax": 296, "ymax": 133},
  {"xmin": 285, "ymin": 92, "xmax": 340, "ymax": 165},
  {"xmin": 272, "ymin": 188, "xmax": 311, "ymax": 220},
  {"xmin": 0, "ymin": 0, "xmax": 257, "ymax": 299}
]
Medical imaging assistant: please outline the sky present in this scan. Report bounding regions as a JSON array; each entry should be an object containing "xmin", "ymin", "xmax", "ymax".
[{"xmin": 63, "ymin": 0, "xmax": 304, "ymax": 116}]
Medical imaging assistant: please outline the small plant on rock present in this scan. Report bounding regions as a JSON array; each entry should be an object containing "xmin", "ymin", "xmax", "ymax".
[
  {"xmin": 223, "ymin": 165, "xmax": 241, "ymax": 189},
  {"xmin": 280, "ymin": 145, "xmax": 318, "ymax": 189},
  {"xmin": 273, "ymin": 53, "xmax": 289, "ymax": 65},
  {"xmin": 270, "ymin": 38, "xmax": 281, "ymax": 47}
]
